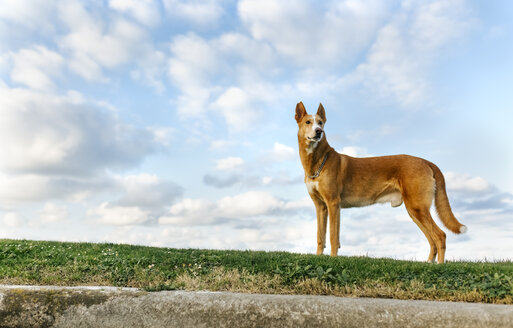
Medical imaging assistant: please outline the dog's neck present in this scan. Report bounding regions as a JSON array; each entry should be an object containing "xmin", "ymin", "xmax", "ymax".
[{"xmin": 298, "ymin": 136, "xmax": 331, "ymax": 178}]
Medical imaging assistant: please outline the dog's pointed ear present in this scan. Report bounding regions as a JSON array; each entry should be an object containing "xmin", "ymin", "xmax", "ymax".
[
  {"xmin": 295, "ymin": 101, "xmax": 307, "ymax": 123},
  {"xmin": 317, "ymin": 103, "xmax": 326, "ymax": 122}
]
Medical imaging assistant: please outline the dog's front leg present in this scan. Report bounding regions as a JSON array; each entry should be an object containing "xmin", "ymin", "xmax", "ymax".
[
  {"xmin": 311, "ymin": 197, "xmax": 328, "ymax": 255},
  {"xmin": 327, "ymin": 199, "xmax": 341, "ymax": 256}
]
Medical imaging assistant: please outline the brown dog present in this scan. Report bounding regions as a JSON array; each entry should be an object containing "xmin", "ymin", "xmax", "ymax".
[{"xmin": 295, "ymin": 102, "xmax": 466, "ymax": 263}]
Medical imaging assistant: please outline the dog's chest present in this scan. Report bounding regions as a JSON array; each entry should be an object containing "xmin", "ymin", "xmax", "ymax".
[{"xmin": 305, "ymin": 180, "xmax": 319, "ymax": 195}]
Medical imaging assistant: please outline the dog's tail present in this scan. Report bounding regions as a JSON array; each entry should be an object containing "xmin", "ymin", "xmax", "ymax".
[{"xmin": 429, "ymin": 162, "xmax": 467, "ymax": 234}]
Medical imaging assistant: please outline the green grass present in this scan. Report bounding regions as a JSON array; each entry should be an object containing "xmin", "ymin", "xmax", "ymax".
[{"xmin": 1, "ymin": 239, "xmax": 512, "ymax": 304}]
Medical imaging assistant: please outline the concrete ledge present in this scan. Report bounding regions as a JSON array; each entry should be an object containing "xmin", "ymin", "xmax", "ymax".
[{"xmin": 1, "ymin": 285, "xmax": 512, "ymax": 328}]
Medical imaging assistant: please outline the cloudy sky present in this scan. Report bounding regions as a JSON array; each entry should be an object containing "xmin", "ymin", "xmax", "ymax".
[{"xmin": 1, "ymin": 0, "xmax": 512, "ymax": 261}]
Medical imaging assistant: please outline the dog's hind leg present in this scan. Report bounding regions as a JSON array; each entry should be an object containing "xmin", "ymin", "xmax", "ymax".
[
  {"xmin": 403, "ymin": 173, "xmax": 447, "ymax": 263},
  {"xmin": 311, "ymin": 196, "xmax": 327, "ymax": 255},
  {"xmin": 405, "ymin": 206, "xmax": 437, "ymax": 263},
  {"xmin": 422, "ymin": 211, "xmax": 446, "ymax": 264},
  {"xmin": 405, "ymin": 202, "xmax": 446, "ymax": 263}
]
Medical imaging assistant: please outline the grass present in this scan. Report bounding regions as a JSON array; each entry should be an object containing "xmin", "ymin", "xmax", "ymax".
[{"xmin": 0, "ymin": 239, "xmax": 512, "ymax": 304}]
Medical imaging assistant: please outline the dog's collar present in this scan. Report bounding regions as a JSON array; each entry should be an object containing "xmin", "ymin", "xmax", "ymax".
[{"xmin": 308, "ymin": 152, "xmax": 329, "ymax": 179}]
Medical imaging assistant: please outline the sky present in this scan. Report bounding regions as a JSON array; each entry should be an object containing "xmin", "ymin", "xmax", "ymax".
[{"xmin": 0, "ymin": 0, "xmax": 512, "ymax": 261}]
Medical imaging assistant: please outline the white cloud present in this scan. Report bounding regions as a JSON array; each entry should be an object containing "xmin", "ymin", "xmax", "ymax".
[
  {"xmin": 2, "ymin": 1, "xmax": 166, "ymax": 89},
  {"xmin": 130, "ymin": 50, "xmax": 167, "ymax": 92},
  {"xmin": 0, "ymin": 87, "xmax": 154, "ymax": 175},
  {"xmin": 0, "ymin": 172, "xmax": 111, "ymax": 206},
  {"xmin": 88, "ymin": 202, "xmax": 150, "ymax": 226},
  {"xmin": 443, "ymin": 172, "xmax": 512, "ymax": 218},
  {"xmin": 350, "ymin": 0, "xmax": 473, "ymax": 108},
  {"xmin": 213, "ymin": 87, "xmax": 262, "ymax": 132},
  {"xmin": 216, "ymin": 191, "xmax": 286, "ymax": 218},
  {"xmin": 166, "ymin": 0, "xmax": 473, "ymax": 130},
  {"xmin": 0, "ymin": 171, "xmax": 182, "ymax": 225},
  {"xmin": 0, "ymin": 0, "xmax": 57, "ymax": 34},
  {"xmin": 109, "ymin": 0, "xmax": 160, "ymax": 27},
  {"xmin": 160, "ymin": 198, "xmax": 217, "ymax": 225},
  {"xmin": 0, "ymin": 86, "xmax": 165, "ymax": 210},
  {"xmin": 261, "ymin": 174, "xmax": 303, "ymax": 186},
  {"xmin": 204, "ymin": 143, "xmax": 300, "ymax": 189},
  {"xmin": 39, "ymin": 202, "xmax": 69, "ymax": 224},
  {"xmin": 338, "ymin": 146, "xmax": 370, "ymax": 157},
  {"xmin": 168, "ymin": 33, "xmax": 220, "ymax": 117},
  {"xmin": 95, "ymin": 218, "xmax": 318, "ymax": 252},
  {"xmin": 352, "ymin": 24, "xmax": 429, "ymax": 107},
  {"xmin": 114, "ymin": 174, "xmax": 183, "ymax": 210},
  {"xmin": 61, "ymin": 19, "xmax": 146, "ymax": 79},
  {"xmin": 168, "ymin": 33, "xmax": 220, "ymax": 88},
  {"xmin": 238, "ymin": 0, "xmax": 388, "ymax": 68},
  {"xmin": 57, "ymin": 1, "xmax": 156, "ymax": 82},
  {"xmin": 267, "ymin": 142, "xmax": 296, "ymax": 162},
  {"xmin": 167, "ymin": 32, "xmax": 282, "ymax": 131},
  {"xmin": 203, "ymin": 171, "xmax": 302, "ymax": 189},
  {"xmin": 92, "ymin": 220, "xmax": 315, "ymax": 252},
  {"xmin": 9, "ymin": 45, "xmax": 63, "ymax": 91},
  {"xmin": 147, "ymin": 126, "xmax": 175, "ymax": 146},
  {"xmin": 162, "ymin": 0, "xmax": 224, "ymax": 26},
  {"xmin": 502, "ymin": 197, "xmax": 513, "ymax": 205},
  {"xmin": 215, "ymin": 157, "xmax": 245, "ymax": 171},
  {"xmin": 85, "ymin": 173, "xmax": 182, "ymax": 226},
  {"xmin": 0, "ymin": 174, "xmax": 52, "ymax": 205},
  {"xmin": 209, "ymin": 139, "xmax": 251, "ymax": 151},
  {"xmin": 215, "ymin": 33, "xmax": 277, "ymax": 73},
  {"xmin": 407, "ymin": 0, "xmax": 472, "ymax": 51},
  {"xmin": 2, "ymin": 212, "xmax": 27, "ymax": 228},
  {"xmin": 0, "ymin": 53, "xmax": 8, "ymax": 76},
  {"xmin": 445, "ymin": 172, "xmax": 491, "ymax": 194},
  {"xmin": 159, "ymin": 191, "xmax": 312, "ymax": 226}
]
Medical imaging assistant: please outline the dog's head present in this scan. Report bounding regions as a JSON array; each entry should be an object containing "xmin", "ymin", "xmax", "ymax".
[{"xmin": 295, "ymin": 101, "xmax": 326, "ymax": 144}]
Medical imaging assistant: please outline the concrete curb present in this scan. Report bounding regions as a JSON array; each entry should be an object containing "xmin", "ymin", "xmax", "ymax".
[{"xmin": 1, "ymin": 285, "xmax": 512, "ymax": 328}]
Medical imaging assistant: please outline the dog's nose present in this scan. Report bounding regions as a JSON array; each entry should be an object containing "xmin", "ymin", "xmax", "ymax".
[{"xmin": 315, "ymin": 128, "xmax": 323, "ymax": 134}]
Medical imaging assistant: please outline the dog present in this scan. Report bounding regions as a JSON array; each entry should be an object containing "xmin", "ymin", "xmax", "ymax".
[{"xmin": 295, "ymin": 102, "xmax": 466, "ymax": 263}]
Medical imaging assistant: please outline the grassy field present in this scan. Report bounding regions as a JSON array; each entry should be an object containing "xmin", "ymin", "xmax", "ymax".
[{"xmin": 0, "ymin": 239, "xmax": 512, "ymax": 304}]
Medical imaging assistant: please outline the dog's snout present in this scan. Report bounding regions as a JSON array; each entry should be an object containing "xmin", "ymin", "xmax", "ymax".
[{"xmin": 315, "ymin": 128, "xmax": 323, "ymax": 134}]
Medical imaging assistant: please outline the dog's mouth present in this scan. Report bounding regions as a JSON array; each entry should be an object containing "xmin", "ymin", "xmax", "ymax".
[
  {"xmin": 308, "ymin": 132, "xmax": 323, "ymax": 142},
  {"xmin": 306, "ymin": 131, "xmax": 324, "ymax": 142}
]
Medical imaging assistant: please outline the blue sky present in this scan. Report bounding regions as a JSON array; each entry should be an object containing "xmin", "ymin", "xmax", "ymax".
[{"xmin": 0, "ymin": 0, "xmax": 512, "ymax": 260}]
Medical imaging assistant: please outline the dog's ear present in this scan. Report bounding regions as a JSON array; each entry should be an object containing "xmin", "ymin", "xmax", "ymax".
[
  {"xmin": 317, "ymin": 103, "xmax": 326, "ymax": 122},
  {"xmin": 295, "ymin": 102, "xmax": 307, "ymax": 123}
]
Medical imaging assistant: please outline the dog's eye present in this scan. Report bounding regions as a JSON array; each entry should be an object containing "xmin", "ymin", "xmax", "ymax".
[
  {"xmin": 306, "ymin": 120, "xmax": 311, "ymax": 124},
  {"xmin": 318, "ymin": 121, "xmax": 323, "ymax": 125}
]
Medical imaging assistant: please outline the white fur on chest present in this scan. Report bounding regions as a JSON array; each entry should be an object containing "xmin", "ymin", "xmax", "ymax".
[
  {"xmin": 305, "ymin": 180, "xmax": 319, "ymax": 194},
  {"xmin": 305, "ymin": 141, "xmax": 318, "ymax": 154}
]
